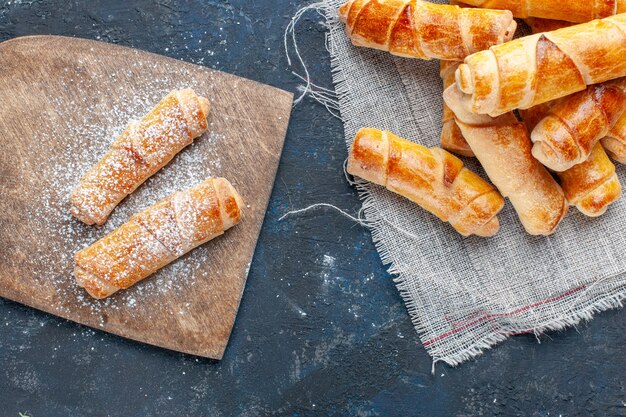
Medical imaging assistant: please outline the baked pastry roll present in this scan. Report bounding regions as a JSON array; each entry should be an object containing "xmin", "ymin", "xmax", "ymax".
[
  {"xmin": 347, "ymin": 128, "xmax": 504, "ymax": 237},
  {"xmin": 530, "ymin": 79, "xmax": 626, "ymax": 171},
  {"xmin": 521, "ymin": 98, "xmax": 623, "ymax": 217},
  {"xmin": 440, "ymin": 61, "xmax": 474, "ymax": 157},
  {"xmin": 522, "ymin": 18, "xmax": 626, "ymax": 167},
  {"xmin": 75, "ymin": 178, "xmax": 242, "ymax": 299},
  {"xmin": 71, "ymin": 89, "xmax": 210, "ymax": 225},
  {"xmin": 557, "ymin": 144, "xmax": 622, "ymax": 217},
  {"xmin": 458, "ymin": 0, "xmax": 626, "ymax": 22},
  {"xmin": 444, "ymin": 85, "xmax": 568, "ymax": 235},
  {"xmin": 455, "ymin": 14, "xmax": 626, "ymax": 116},
  {"xmin": 338, "ymin": 0, "xmax": 516, "ymax": 60}
]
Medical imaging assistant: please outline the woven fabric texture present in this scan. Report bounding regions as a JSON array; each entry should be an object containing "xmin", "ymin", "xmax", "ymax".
[{"xmin": 321, "ymin": 0, "xmax": 626, "ymax": 366}]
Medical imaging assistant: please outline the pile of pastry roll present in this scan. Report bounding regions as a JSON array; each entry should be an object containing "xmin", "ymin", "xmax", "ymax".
[
  {"xmin": 70, "ymin": 89, "xmax": 243, "ymax": 299},
  {"xmin": 341, "ymin": 0, "xmax": 626, "ymax": 237}
]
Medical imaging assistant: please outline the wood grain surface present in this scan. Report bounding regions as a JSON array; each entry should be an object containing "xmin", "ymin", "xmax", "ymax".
[{"xmin": 0, "ymin": 35, "xmax": 292, "ymax": 359}]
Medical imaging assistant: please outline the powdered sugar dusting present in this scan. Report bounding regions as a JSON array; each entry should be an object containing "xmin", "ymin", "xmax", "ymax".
[{"xmin": 26, "ymin": 57, "xmax": 227, "ymax": 317}]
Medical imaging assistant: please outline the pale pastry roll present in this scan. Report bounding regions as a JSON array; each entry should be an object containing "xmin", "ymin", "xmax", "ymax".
[
  {"xmin": 458, "ymin": 0, "xmax": 626, "ymax": 22},
  {"xmin": 455, "ymin": 14, "xmax": 626, "ymax": 116},
  {"xmin": 70, "ymin": 89, "xmax": 211, "ymax": 225},
  {"xmin": 530, "ymin": 79, "xmax": 626, "ymax": 171},
  {"xmin": 444, "ymin": 85, "xmax": 568, "ymax": 236},
  {"xmin": 75, "ymin": 178, "xmax": 242, "ymax": 299},
  {"xmin": 347, "ymin": 128, "xmax": 505, "ymax": 237},
  {"xmin": 557, "ymin": 144, "xmax": 622, "ymax": 217},
  {"xmin": 338, "ymin": 0, "xmax": 516, "ymax": 61},
  {"xmin": 602, "ymin": 112, "xmax": 626, "ymax": 164},
  {"xmin": 440, "ymin": 61, "xmax": 474, "ymax": 157}
]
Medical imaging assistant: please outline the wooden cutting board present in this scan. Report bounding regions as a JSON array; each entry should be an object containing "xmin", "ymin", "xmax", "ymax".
[{"xmin": 0, "ymin": 36, "xmax": 292, "ymax": 359}]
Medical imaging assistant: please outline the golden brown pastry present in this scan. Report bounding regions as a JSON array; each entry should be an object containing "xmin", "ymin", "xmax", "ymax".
[
  {"xmin": 557, "ymin": 144, "xmax": 622, "ymax": 217},
  {"xmin": 603, "ymin": 113, "xmax": 626, "ymax": 164},
  {"xmin": 338, "ymin": 0, "xmax": 516, "ymax": 61},
  {"xmin": 455, "ymin": 14, "xmax": 626, "ymax": 116},
  {"xmin": 444, "ymin": 85, "xmax": 568, "ymax": 235},
  {"xmin": 457, "ymin": 0, "xmax": 626, "ymax": 22},
  {"xmin": 440, "ymin": 61, "xmax": 474, "ymax": 157},
  {"xmin": 522, "ymin": 105, "xmax": 623, "ymax": 215},
  {"xmin": 347, "ymin": 128, "xmax": 504, "ymax": 237},
  {"xmin": 521, "ymin": 17, "xmax": 626, "ymax": 169},
  {"xmin": 530, "ymin": 79, "xmax": 626, "ymax": 171},
  {"xmin": 70, "ymin": 89, "xmax": 210, "ymax": 225},
  {"xmin": 75, "ymin": 178, "xmax": 243, "ymax": 299}
]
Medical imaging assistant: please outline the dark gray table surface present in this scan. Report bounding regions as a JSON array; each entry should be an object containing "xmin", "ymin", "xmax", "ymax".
[{"xmin": 1, "ymin": 1, "xmax": 624, "ymax": 416}]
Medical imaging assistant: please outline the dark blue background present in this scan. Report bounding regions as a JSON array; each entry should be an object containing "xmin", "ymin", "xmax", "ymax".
[{"xmin": 0, "ymin": 1, "xmax": 624, "ymax": 416}]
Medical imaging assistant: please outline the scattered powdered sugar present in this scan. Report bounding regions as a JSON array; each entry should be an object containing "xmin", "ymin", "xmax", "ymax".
[{"xmin": 27, "ymin": 58, "xmax": 226, "ymax": 317}]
